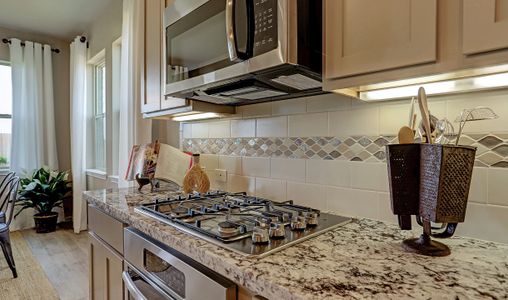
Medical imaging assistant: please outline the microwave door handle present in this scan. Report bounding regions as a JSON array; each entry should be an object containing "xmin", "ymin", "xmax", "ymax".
[
  {"xmin": 226, "ymin": 0, "xmax": 240, "ymax": 62},
  {"xmin": 243, "ymin": 0, "xmax": 255, "ymax": 59},
  {"xmin": 226, "ymin": 0, "xmax": 255, "ymax": 62},
  {"xmin": 122, "ymin": 271, "xmax": 148, "ymax": 300}
]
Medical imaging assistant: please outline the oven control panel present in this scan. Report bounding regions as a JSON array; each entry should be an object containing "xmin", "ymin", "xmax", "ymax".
[{"xmin": 253, "ymin": 0, "xmax": 278, "ymax": 55}]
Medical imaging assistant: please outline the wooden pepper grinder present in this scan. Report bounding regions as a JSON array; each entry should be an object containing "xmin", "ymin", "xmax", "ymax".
[{"xmin": 182, "ymin": 154, "xmax": 210, "ymax": 194}]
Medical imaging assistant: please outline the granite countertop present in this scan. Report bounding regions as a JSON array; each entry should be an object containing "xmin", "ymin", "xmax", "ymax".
[{"xmin": 84, "ymin": 187, "xmax": 508, "ymax": 300}]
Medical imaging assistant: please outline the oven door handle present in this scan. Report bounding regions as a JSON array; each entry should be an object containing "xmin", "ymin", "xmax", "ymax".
[{"xmin": 122, "ymin": 271, "xmax": 148, "ymax": 300}]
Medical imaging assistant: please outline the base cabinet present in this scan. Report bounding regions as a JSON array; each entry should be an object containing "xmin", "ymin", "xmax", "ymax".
[{"xmin": 89, "ymin": 232, "xmax": 124, "ymax": 300}]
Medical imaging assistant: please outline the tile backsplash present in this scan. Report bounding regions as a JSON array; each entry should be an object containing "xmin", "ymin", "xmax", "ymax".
[
  {"xmin": 180, "ymin": 89, "xmax": 508, "ymax": 244},
  {"xmin": 183, "ymin": 134, "xmax": 508, "ymax": 167}
]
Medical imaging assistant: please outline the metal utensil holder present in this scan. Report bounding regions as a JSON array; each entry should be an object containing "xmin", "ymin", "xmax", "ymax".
[{"xmin": 386, "ymin": 144, "xmax": 476, "ymax": 256}]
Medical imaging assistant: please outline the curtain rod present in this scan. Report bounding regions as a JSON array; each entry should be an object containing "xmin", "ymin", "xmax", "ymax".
[{"xmin": 1, "ymin": 38, "xmax": 60, "ymax": 54}]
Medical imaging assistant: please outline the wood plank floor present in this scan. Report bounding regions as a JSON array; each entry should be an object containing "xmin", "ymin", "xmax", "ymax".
[{"xmin": 21, "ymin": 226, "xmax": 89, "ymax": 300}]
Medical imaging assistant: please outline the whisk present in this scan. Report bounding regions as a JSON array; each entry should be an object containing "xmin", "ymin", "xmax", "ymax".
[{"xmin": 454, "ymin": 106, "xmax": 499, "ymax": 145}]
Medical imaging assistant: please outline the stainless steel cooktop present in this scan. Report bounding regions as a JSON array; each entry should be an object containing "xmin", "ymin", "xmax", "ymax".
[{"xmin": 135, "ymin": 191, "xmax": 351, "ymax": 257}]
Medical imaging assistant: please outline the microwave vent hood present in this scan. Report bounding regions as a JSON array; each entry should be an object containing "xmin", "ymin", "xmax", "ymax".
[{"xmin": 177, "ymin": 65, "xmax": 325, "ymax": 106}]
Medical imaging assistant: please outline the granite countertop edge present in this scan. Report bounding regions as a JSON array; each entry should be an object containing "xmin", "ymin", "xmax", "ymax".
[{"xmin": 83, "ymin": 187, "xmax": 508, "ymax": 300}]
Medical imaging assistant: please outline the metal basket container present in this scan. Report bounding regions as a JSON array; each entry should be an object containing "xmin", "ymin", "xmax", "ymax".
[
  {"xmin": 419, "ymin": 144, "xmax": 476, "ymax": 223},
  {"xmin": 386, "ymin": 144, "xmax": 421, "ymax": 216}
]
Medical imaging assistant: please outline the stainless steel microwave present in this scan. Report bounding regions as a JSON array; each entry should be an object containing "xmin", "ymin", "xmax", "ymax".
[{"xmin": 163, "ymin": 0, "xmax": 324, "ymax": 107}]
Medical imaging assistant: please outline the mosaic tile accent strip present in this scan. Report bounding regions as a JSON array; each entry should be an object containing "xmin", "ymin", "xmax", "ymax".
[{"xmin": 182, "ymin": 133, "xmax": 508, "ymax": 168}]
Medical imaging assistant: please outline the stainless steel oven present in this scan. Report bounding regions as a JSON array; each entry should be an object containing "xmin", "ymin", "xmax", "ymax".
[
  {"xmin": 123, "ymin": 228, "xmax": 237, "ymax": 300},
  {"xmin": 163, "ymin": 0, "xmax": 324, "ymax": 106}
]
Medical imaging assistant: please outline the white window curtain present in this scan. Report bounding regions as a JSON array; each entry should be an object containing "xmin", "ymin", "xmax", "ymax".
[
  {"xmin": 118, "ymin": 0, "xmax": 152, "ymax": 188},
  {"xmin": 70, "ymin": 37, "xmax": 88, "ymax": 233},
  {"xmin": 9, "ymin": 39, "xmax": 59, "ymax": 230}
]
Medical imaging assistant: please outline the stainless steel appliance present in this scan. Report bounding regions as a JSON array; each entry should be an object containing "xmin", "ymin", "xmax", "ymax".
[
  {"xmin": 123, "ymin": 227, "xmax": 237, "ymax": 300},
  {"xmin": 163, "ymin": 0, "xmax": 324, "ymax": 107},
  {"xmin": 135, "ymin": 191, "xmax": 351, "ymax": 257}
]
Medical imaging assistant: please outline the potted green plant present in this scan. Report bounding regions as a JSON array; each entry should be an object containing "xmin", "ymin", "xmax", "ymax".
[{"xmin": 16, "ymin": 167, "xmax": 72, "ymax": 233}]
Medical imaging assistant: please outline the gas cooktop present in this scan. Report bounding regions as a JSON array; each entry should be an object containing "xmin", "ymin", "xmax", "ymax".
[{"xmin": 135, "ymin": 191, "xmax": 351, "ymax": 257}]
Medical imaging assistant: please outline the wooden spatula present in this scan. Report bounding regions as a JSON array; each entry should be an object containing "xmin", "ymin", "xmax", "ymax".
[
  {"xmin": 418, "ymin": 87, "xmax": 433, "ymax": 144},
  {"xmin": 398, "ymin": 126, "xmax": 415, "ymax": 144}
]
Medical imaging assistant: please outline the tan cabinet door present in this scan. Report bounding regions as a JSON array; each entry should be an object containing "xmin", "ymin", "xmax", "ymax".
[
  {"xmin": 325, "ymin": 0, "xmax": 437, "ymax": 79},
  {"xmin": 89, "ymin": 233, "xmax": 124, "ymax": 300},
  {"xmin": 142, "ymin": 0, "xmax": 164, "ymax": 113},
  {"xmin": 463, "ymin": 0, "xmax": 508, "ymax": 55}
]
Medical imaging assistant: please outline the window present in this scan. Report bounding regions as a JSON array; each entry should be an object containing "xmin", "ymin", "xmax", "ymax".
[
  {"xmin": 111, "ymin": 38, "xmax": 122, "ymax": 176},
  {"xmin": 0, "ymin": 63, "xmax": 12, "ymax": 171},
  {"xmin": 93, "ymin": 61, "xmax": 106, "ymax": 171}
]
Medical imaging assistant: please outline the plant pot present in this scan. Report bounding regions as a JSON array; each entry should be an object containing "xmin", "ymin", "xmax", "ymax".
[{"xmin": 33, "ymin": 212, "xmax": 59, "ymax": 233}]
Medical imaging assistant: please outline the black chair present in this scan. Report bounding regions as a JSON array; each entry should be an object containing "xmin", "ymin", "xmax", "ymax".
[
  {"xmin": 0, "ymin": 175, "xmax": 20, "ymax": 278},
  {"xmin": 0, "ymin": 172, "xmax": 16, "ymax": 224}
]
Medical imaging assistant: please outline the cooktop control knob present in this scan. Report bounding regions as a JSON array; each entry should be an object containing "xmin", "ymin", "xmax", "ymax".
[
  {"xmin": 252, "ymin": 226, "xmax": 270, "ymax": 244},
  {"xmin": 304, "ymin": 211, "xmax": 319, "ymax": 227},
  {"xmin": 290, "ymin": 216, "xmax": 307, "ymax": 231},
  {"xmin": 269, "ymin": 223, "xmax": 286, "ymax": 239}
]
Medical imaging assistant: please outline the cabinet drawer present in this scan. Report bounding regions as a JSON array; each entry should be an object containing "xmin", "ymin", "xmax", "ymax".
[{"xmin": 88, "ymin": 205, "xmax": 125, "ymax": 254}]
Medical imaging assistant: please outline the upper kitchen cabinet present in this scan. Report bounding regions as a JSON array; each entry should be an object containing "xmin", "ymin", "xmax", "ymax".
[
  {"xmin": 324, "ymin": 0, "xmax": 437, "ymax": 79},
  {"xmin": 463, "ymin": 0, "xmax": 508, "ymax": 55},
  {"xmin": 141, "ymin": 0, "xmax": 164, "ymax": 113}
]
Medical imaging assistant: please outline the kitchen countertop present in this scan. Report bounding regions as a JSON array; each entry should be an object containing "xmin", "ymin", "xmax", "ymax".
[{"xmin": 84, "ymin": 187, "xmax": 508, "ymax": 300}]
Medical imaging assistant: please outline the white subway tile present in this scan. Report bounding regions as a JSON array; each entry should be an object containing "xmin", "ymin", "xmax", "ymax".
[
  {"xmin": 488, "ymin": 167, "xmax": 508, "ymax": 206},
  {"xmin": 288, "ymin": 112, "xmax": 328, "ymax": 137},
  {"xmin": 306, "ymin": 93, "xmax": 352, "ymax": 113},
  {"xmin": 379, "ymin": 100, "xmax": 413, "ymax": 136},
  {"xmin": 444, "ymin": 89, "xmax": 508, "ymax": 133},
  {"xmin": 238, "ymin": 102, "xmax": 272, "ymax": 118},
  {"xmin": 329, "ymin": 106, "xmax": 379, "ymax": 137},
  {"xmin": 455, "ymin": 203, "xmax": 508, "ymax": 244},
  {"xmin": 206, "ymin": 170, "xmax": 227, "ymax": 191},
  {"xmin": 208, "ymin": 120, "xmax": 230, "ymax": 138},
  {"xmin": 325, "ymin": 187, "xmax": 379, "ymax": 219},
  {"xmin": 256, "ymin": 116, "xmax": 287, "ymax": 137},
  {"xmin": 270, "ymin": 158, "xmax": 306, "ymax": 182},
  {"xmin": 231, "ymin": 119, "xmax": 256, "ymax": 137},
  {"xmin": 468, "ymin": 167, "xmax": 488, "ymax": 204},
  {"xmin": 255, "ymin": 178, "xmax": 286, "ymax": 201},
  {"xmin": 272, "ymin": 98, "xmax": 306, "ymax": 115},
  {"xmin": 241, "ymin": 157, "xmax": 270, "ymax": 178},
  {"xmin": 286, "ymin": 182, "xmax": 327, "ymax": 210},
  {"xmin": 377, "ymin": 192, "xmax": 397, "ymax": 224},
  {"xmin": 200, "ymin": 154, "xmax": 219, "ymax": 170},
  {"xmin": 182, "ymin": 123, "xmax": 192, "ymax": 139},
  {"xmin": 227, "ymin": 174, "xmax": 255, "ymax": 194},
  {"xmin": 350, "ymin": 162, "xmax": 389, "ymax": 192},
  {"xmin": 191, "ymin": 123, "xmax": 209, "ymax": 138},
  {"xmin": 218, "ymin": 155, "xmax": 242, "ymax": 175},
  {"xmin": 306, "ymin": 159, "xmax": 350, "ymax": 187},
  {"xmin": 378, "ymin": 99, "xmax": 447, "ymax": 136}
]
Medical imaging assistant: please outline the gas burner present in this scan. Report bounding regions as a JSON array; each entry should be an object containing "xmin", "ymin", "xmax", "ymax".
[
  {"xmin": 217, "ymin": 221, "xmax": 241, "ymax": 237},
  {"xmin": 170, "ymin": 206, "xmax": 189, "ymax": 218},
  {"xmin": 135, "ymin": 191, "xmax": 351, "ymax": 257}
]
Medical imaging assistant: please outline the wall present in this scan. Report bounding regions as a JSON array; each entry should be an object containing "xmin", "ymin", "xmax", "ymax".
[
  {"xmin": 84, "ymin": 0, "xmax": 122, "ymax": 190},
  {"xmin": 181, "ymin": 89, "xmax": 508, "ymax": 244},
  {"xmin": 0, "ymin": 26, "xmax": 71, "ymax": 171},
  {"xmin": 84, "ymin": 0, "xmax": 181, "ymax": 190}
]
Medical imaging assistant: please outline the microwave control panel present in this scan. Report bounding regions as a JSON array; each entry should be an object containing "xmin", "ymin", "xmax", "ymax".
[{"xmin": 253, "ymin": 0, "xmax": 278, "ymax": 56}]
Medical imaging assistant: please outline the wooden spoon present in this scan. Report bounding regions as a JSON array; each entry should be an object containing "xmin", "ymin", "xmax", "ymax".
[
  {"xmin": 398, "ymin": 126, "xmax": 415, "ymax": 144},
  {"xmin": 418, "ymin": 87, "xmax": 433, "ymax": 144}
]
